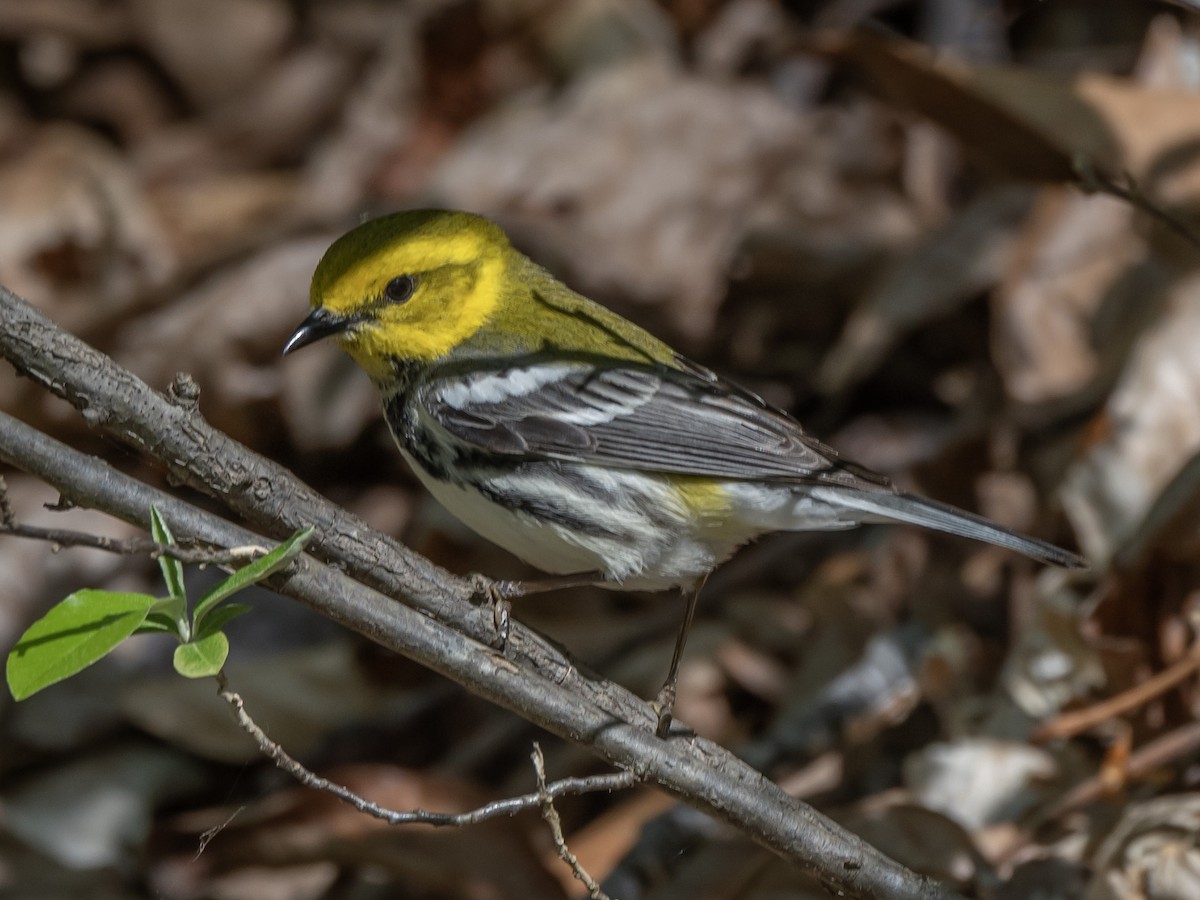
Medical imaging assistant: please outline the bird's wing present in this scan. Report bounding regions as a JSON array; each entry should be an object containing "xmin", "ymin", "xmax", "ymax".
[{"xmin": 417, "ymin": 358, "xmax": 891, "ymax": 488}]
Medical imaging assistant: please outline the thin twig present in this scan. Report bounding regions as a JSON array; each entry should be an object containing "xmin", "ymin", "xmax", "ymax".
[
  {"xmin": 0, "ymin": 473, "xmax": 263, "ymax": 564},
  {"xmin": 0, "ymin": 520, "xmax": 264, "ymax": 566},
  {"xmin": 194, "ymin": 807, "xmax": 245, "ymax": 860},
  {"xmin": 533, "ymin": 742, "xmax": 611, "ymax": 900},
  {"xmin": 1033, "ymin": 648, "xmax": 1200, "ymax": 742},
  {"xmin": 215, "ymin": 671, "xmax": 638, "ymax": 827}
]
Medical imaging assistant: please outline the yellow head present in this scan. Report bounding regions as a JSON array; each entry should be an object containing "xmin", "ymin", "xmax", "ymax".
[{"xmin": 284, "ymin": 210, "xmax": 511, "ymax": 380}]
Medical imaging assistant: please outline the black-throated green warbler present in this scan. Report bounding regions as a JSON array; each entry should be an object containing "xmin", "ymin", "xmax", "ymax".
[{"xmin": 284, "ymin": 210, "xmax": 1085, "ymax": 735}]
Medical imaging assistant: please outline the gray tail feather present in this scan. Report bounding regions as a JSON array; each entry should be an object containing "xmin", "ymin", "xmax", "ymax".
[{"xmin": 826, "ymin": 488, "xmax": 1087, "ymax": 569}]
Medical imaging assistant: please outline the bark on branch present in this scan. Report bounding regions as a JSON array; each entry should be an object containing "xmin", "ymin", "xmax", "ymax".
[{"xmin": 0, "ymin": 284, "xmax": 962, "ymax": 900}]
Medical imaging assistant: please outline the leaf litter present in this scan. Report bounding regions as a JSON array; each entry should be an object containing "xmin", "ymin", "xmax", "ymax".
[{"xmin": 3, "ymin": 2, "xmax": 1200, "ymax": 897}]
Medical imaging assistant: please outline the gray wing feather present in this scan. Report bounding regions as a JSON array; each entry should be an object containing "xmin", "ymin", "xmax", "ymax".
[{"xmin": 421, "ymin": 361, "xmax": 891, "ymax": 488}]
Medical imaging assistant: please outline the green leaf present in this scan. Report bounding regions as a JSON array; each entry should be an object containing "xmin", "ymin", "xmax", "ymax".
[
  {"xmin": 150, "ymin": 507, "xmax": 186, "ymax": 602},
  {"xmin": 173, "ymin": 631, "xmax": 229, "ymax": 678},
  {"xmin": 6, "ymin": 590, "xmax": 156, "ymax": 700},
  {"xmin": 194, "ymin": 603, "xmax": 252, "ymax": 640},
  {"xmin": 192, "ymin": 527, "xmax": 312, "ymax": 627},
  {"xmin": 148, "ymin": 595, "xmax": 189, "ymax": 641},
  {"xmin": 134, "ymin": 611, "xmax": 180, "ymax": 635},
  {"xmin": 133, "ymin": 620, "xmax": 173, "ymax": 635}
]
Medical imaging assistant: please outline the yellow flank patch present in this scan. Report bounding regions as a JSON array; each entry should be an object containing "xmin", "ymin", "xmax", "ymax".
[{"xmin": 673, "ymin": 476, "xmax": 731, "ymax": 523}]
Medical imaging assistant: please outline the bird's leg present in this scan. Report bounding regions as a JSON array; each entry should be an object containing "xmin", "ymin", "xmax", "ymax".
[
  {"xmin": 654, "ymin": 575, "xmax": 707, "ymax": 738},
  {"xmin": 470, "ymin": 572, "xmax": 604, "ymax": 649}
]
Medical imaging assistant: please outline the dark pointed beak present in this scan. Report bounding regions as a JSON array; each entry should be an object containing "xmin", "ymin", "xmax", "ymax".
[{"xmin": 283, "ymin": 308, "xmax": 358, "ymax": 356}]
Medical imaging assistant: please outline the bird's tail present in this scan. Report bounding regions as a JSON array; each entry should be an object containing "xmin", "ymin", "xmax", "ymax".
[{"xmin": 815, "ymin": 487, "xmax": 1087, "ymax": 569}]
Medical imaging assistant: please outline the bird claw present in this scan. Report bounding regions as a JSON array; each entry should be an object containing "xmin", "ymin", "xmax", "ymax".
[
  {"xmin": 492, "ymin": 596, "xmax": 511, "ymax": 647},
  {"xmin": 469, "ymin": 574, "xmax": 514, "ymax": 650},
  {"xmin": 653, "ymin": 683, "xmax": 677, "ymax": 739}
]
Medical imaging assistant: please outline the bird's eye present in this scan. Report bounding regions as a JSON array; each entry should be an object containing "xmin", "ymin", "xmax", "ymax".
[{"xmin": 385, "ymin": 275, "xmax": 416, "ymax": 304}]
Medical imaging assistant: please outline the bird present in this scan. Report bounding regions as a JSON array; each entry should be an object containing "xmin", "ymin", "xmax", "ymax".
[{"xmin": 283, "ymin": 209, "xmax": 1085, "ymax": 736}]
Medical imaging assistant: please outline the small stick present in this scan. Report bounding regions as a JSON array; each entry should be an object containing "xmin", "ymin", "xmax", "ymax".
[
  {"xmin": 1033, "ymin": 648, "xmax": 1200, "ymax": 742},
  {"xmin": 533, "ymin": 742, "xmax": 612, "ymax": 900},
  {"xmin": 215, "ymin": 671, "xmax": 638, "ymax": 828}
]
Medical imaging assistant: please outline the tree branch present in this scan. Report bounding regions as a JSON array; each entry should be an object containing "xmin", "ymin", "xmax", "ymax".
[{"xmin": 0, "ymin": 284, "xmax": 962, "ymax": 900}]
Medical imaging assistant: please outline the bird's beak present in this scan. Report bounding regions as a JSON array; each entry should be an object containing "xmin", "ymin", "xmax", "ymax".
[{"xmin": 283, "ymin": 308, "xmax": 359, "ymax": 356}]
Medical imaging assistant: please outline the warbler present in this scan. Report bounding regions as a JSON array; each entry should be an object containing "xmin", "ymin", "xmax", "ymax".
[{"xmin": 284, "ymin": 209, "xmax": 1085, "ymax": 735}]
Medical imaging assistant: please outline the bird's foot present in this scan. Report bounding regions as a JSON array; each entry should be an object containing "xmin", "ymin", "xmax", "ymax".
[
  {"xmin": 653, "ymin": 682, "xmax": 693, "ymax": 739},
  {"xmin": 468, "ymin": 574, "xmax": 517, "ymax": 650}
]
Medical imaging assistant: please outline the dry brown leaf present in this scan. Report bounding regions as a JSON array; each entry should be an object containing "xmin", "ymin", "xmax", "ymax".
[
  {"xmin": 817, "ymin": 185, "xmax": 1033, "ymax": 395},
  {"xmin": 826, "ymin": 34, "xmax": 1107, "ymax": 178},
  {"xmin": 130, "ymin": 0, "xmax": 292, "ymax": 108},
  {"xmin": 146, "ymin": 171, "xmax": 299, "ymax": 268},
  {"xmin": 208, "ymin": 45, "xmax": 357, "ymax": 166},
  {"xmin": 113, "ymin": 235, "xmax": 330, "ymax": 446},
  {"xmin": 1073, "ymin": 73, "xmax": 1200, "ymax": 205},
  {"xmin": 1115, "ymin": 450, "xmax": 1200, "ymax": 566},
  {"xmin": 4, "ymin": 745, "xmax": 207, "ymax": 870},
  {"xmin": 1134, "ymin": 14, "xmax": 1200, "ymax": 91},
  {"xmin": 824, "ymin": 30, "xmax": 1200, "ymax": 204},
  {"xmin": 427, "ymin": 58, "xmax": 811, "ymax": 340},
  {"xmin": 1001, "ymin": 580, "xmax": 1104, "ymax": 720},
  {"xmin": 0, "ymin": 125, "xmax": 174, "ymax": 322},
  {"xmin": 1000, "ymin": 857, "xmax": 1091, "ymax": 900},
  {"xmin": 992, "ymin": 187, "xmax": 1146, "ymax": 411},
  {"xmin": 151, "ymin": 860, "xmax": 338, "ymax": 900},
  {"xmin": 1088, "ymin": 793, "xmax": 1200, "ymax": 900},
  {"xmin": 137, "ymin": 46, "xmax": 357, "ymax": 181},
  {"xmin": 694, "ymin": 0, "xmax": 791, "ymax": 77},
  {"xmin": 903, "ymin": 739, "xmax": 1058, "ymax": 831},
  {"xmin": 532, "ymin": 0, "xmax": 679, "ymax": 77},
  {"xmin": 1060, "ymin": 270, "xmax": 1200, "ymax": 565},
  {"xmin": 821, "ymin": 32, "xmax": 1117, "ymax": 182},
  {"xmin": 0, "ymin": 0, "xmax": 133, "ymax": 49},
  {"xmin": 624, "ymin": 835, "xmax": 822, "ymax": 899},
  {"xmin": 840, "ymin": 797, "xmax": 987, "ymax": 889},
  {"xmin": 296, "ymin": 15, "xmax": 422, "ymax": 220},
  {"xmin": 716, "ymin": 636, "xmax": 791, "ymax": 701},
  {"xmin": 57, "ymin": 57, "xmax": 177, "ymax": 146}
]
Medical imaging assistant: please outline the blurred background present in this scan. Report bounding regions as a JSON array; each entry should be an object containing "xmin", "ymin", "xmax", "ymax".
[{"xmin": 3, "ymin": 0, "xmax": 1200, "ymax": 897}]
